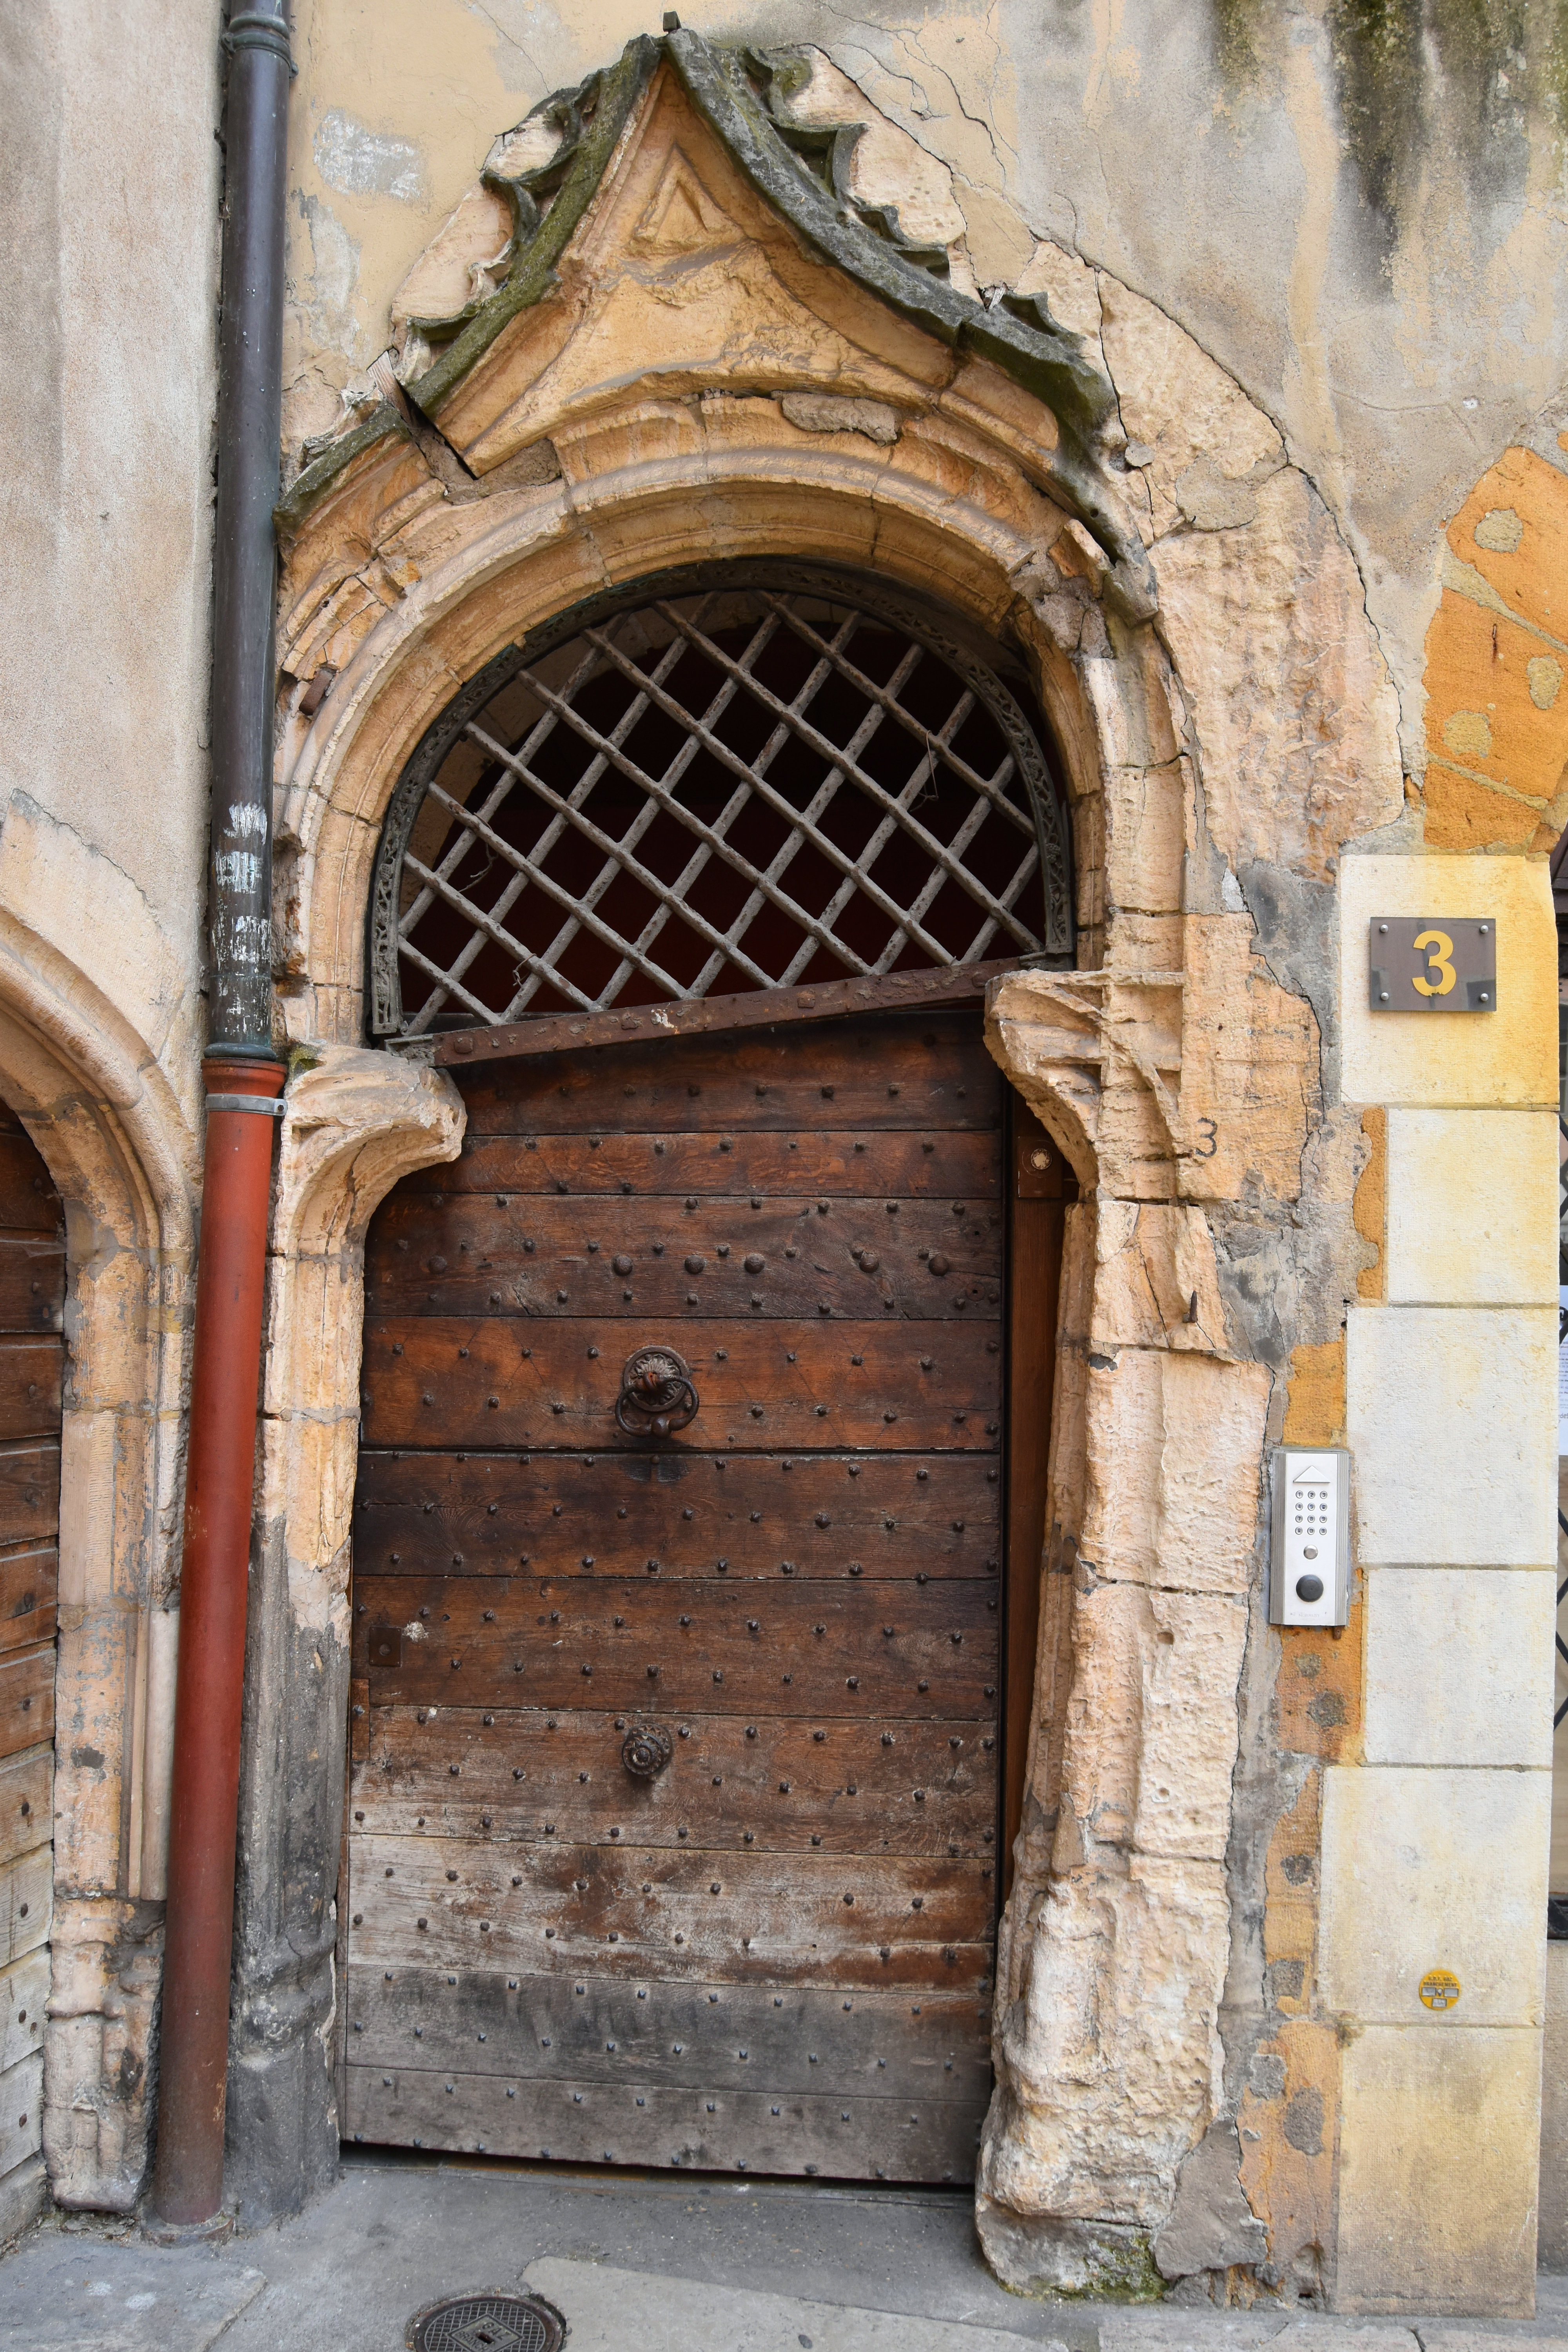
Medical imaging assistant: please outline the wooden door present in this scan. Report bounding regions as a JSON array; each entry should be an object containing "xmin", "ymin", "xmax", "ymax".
[
  {"xmin": 344, "ymin": 1007, "xmax": 1047, "ymax": 2182},
  {"xmin": 0, "ymin": 1103, "xmax": 64, "ymax": 2146}
]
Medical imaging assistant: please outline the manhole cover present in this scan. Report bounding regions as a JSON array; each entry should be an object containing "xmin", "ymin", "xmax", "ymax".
[{"xmin": 408, "ymin": 2291, "xmax": 564, "ymax": 2352}]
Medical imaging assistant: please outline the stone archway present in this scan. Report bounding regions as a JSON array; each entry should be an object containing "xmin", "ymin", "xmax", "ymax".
[
  {"xmin": 0, "ymin": 911, "xmax": 199, "ymax": 2225},
  {"xmin": 245, "ymin": 27, "xmax": 1402, "ymax": 2286}
]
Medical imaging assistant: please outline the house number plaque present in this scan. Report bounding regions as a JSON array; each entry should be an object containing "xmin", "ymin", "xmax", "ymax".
[{"xmin": 1368, "ymin": 918, "xmax": 1496, "ymax": 1011}]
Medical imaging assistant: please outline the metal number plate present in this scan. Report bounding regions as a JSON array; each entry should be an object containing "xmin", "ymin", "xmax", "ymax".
[{"xmin": 1368, "ymin": 917, "xmax": 1496, "ymax": 1011}]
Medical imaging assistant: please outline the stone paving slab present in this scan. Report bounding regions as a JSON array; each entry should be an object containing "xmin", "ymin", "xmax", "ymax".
[
  {"xmin": 0, "ymin": 2160, "xmax": 1565, "ymax": 2352},
  {"xmin": 0, "ymin": 2235, "xmax": 264, "ymax": 2350},
  {"xmin": 526, "ymin": 2255, "xmax": 1049, "ymax": 2349}
]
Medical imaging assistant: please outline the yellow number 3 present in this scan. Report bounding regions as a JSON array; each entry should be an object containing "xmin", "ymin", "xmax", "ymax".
[{"xmin": 1411, "ymin": 928, "xmax": 1457, "ymax": 997}]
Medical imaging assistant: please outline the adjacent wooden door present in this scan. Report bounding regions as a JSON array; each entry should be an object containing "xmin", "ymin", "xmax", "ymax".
[
  {"xmin": 343, "ymin": 1005, "xmax": 1061, "ymax": 2181},
  {"xmin": 0, "ymin": 1102, "xmax": 64, "ymax": 2156}
]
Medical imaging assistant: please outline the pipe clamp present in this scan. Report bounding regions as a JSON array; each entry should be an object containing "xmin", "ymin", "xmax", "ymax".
[{"xmin": 205, "ymin": 1093, "xmax": 286, "ymax": 1117}]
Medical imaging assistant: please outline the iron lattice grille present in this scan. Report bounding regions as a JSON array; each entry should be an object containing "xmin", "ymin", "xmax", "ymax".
[{"xmin": 369, "ymin": 567, "xmax": 1071, "ymax": 1038}]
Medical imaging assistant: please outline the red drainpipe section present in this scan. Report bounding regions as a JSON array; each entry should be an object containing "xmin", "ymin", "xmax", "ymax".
[
  {"xmin": 147, "ymin": 1058, "xmax": 285, "ymax": 2230},
  {"xmin": 145, "ymin": 0, "xmax": 293, "ymax": 2236}
]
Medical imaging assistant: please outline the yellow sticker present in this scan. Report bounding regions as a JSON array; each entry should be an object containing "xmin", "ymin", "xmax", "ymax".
[{"xmin": 1419, "ymin": 1969, "xmax": 1461, "ymax": 2011}]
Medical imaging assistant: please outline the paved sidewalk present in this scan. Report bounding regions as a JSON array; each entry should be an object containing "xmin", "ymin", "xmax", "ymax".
[{"xmin": 0, "ymin": 2152, "xmax": 1564, "ymax": 2351}]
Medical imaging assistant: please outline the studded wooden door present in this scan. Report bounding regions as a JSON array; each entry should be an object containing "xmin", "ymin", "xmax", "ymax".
[
  {"xmin": 343, "ymin": 1003, "xmax": 1049, "ymax": 2181},
  {"xmin": 0, "ymin": 1102, "xmax": 64, "ymax": 2154}
]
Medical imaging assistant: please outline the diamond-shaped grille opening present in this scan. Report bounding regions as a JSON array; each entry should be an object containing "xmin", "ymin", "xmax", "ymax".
[
  {"xmin": 370, "ymin": 566, "xmax": 1072, "ymax": 1040},
  {"xmin": 408, "ymin": 2290, "xmax": 564, "ymax": 2352}
]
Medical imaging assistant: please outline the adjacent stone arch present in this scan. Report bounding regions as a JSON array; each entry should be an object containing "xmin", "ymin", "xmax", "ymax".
[{"xmin": 0, "ymin": 911, "xmax": 199, "ymax": 2219}]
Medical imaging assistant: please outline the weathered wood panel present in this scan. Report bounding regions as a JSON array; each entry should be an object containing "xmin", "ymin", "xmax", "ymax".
[
  {"xmin": 457, "ymin": 1014, "xmax": 1000, "ymax": 1137},
  {"xmin": 0, "ymin": 1950, "xmax": 48, "ymax": 2075},
  {"xmin": 0, "ymin": 1650, "xmax": 53, "ymax": 1763},
  {"xmin": 353, "ymin": 1707, "xmax": 998, "ymax": 1854},
  {"xmin": 0, "ymin": 1552, "xmax": 56, "ymax": 1660},
  {"xmin": 347, "ymin": 1968, "xmax": 990, "ymax": 2094},
  {"xmin": 367, "ymin": 1194, "xmax": 1001, "ymax": 1321},
  {"xmin": 0, "ymin": 1448, "xmax": 60, "ymax": 1550},
  {"xmin": 0, "ymin": 1132, "xmax": 60, "ymax": 1235},
  {"xmin": 349, "ymin": 1004, "xmax": 1016, "ymax": 2181},
  {"xmin": 0, "ymin": 1345, "xmax": 62, "ymax": 1445},
  {"xmin": 0, "ymin": 1753, "xmax": 50, "ymax": 1871},
  {"xmin": 431, "ymin": 964, "xmax": 1009, "ymax": 1070},
  {"xmin": 0, "ymin": 1847, "xmax": 50, "ymax": 1969},
  {"xmin": 0, "ymin": 2052, "xmax": 44, "ymax": 2177},
  {"xmin": 0, "ymin": 1118, "xmax": 58, "ymax": 2080},
  {"xmin": 361, "ymin": 1321, "xmax": 1001, "ymax": 1450},
  {"xmin": 345, "ymin": 2063, "xmax": 986, "ymax": 2180},
  {"xmin": 354, "ymin": 1450, "xmax": 1000, "ymax": 1583},
  {"xmin": 353, "ymin": 1574, "xmax": 998, "ymax": 1716},
  {"xmin": 401, "ymin": 1130, "xmax": 1003, "ymax": 1200},
  {"xmin": 0, "ymin": 1242, "xmax": 64, "ymax": 1334},
  {"xmin": 348, "ymin": 1835, "xmax": 991, "ymax": 1988}
]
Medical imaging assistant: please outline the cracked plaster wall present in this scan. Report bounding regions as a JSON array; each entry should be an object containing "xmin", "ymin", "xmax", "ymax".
[{"xmin": 285, "ymin": 0, "xmax": 1568, "ymax": 791}]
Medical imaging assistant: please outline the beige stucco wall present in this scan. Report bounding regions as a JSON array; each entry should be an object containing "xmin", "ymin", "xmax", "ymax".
[{"xmin": 0, "ymin": 0, "xmax": 216, "ymax": 2239}]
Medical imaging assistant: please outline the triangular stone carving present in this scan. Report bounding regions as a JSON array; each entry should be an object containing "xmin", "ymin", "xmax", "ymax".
[{"xmin": 630, "ymin": 148, "xmax": 736, "ymax": 254}]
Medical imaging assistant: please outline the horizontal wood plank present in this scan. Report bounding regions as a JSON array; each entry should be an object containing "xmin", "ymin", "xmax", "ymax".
[
  {"xmin": 430, "ymin": 964, "xmax": 1009, "ymax": 1071},
  {"xmin": 361, "ymin": 1321, "xmax": 1002, "ymax": 1451},
  {"xmin": 0, "ymin": 1951, "xmax": 49, "ymax": 2076},
  {"xmin": 0, "ymin": 1138, "xmax": 60, "ymax": 1235},
  {"xmin": 353, "ymin": 1574, "xmax": 999, "ymax": 1716},
  {"xmin": 0, "ymin": 1650, "xmax": 52, "ymax": 1763},
  {"xmin": 345, "ymin": 2062, "xmax": 985, "ymax": 2181},
  {"xmin": 352, "ymin": 1707, "xmax": 998, "ymax": 1854},
  {"xmin": 346, "ymin": 1968, "xmax": 990, "ymax": 2095},
  {"xmin": 347, "ymin": 1835, "xmax": 992, "ymax": 1990},
  {"xmin": 354, "ymin": 1450, "xmax": 1000, "ymax": 1583},
  {"xmin": 0, "ymin": 1241, "xmax": 64, "ymax": 1335},
  {"xmin": 0, "ymin": 2051, "xmax": 44, "ymax": 2176},
  {"xmin": 0, "ymin": 1343, "xmax": 62, "ymax": 1445},
  {"xmin": 366, "ymin": 1194, "xmax": 1001, "ymax": 1322},
  {"xmin": 0, "ymin": 1551, "xmax": 55, "ymax": 1659},
  {"xmin": 399, "ymin": 1130, "xmax": 1005, "ymax": 1200},
  {"xmin": 0, "ymin": 1449, "xmax": 59, "ymax": 1553},
  {"xmin": 0, "ymin": 1753, "xmax": 50, "ymax": 1871},
  {"xmin": 0, "ymin": 1847, "xmax": 50, "ymax": 1970},
  {"xmin": 456, "ymin": 1013, "xmax": 997, "ymax": 1136}
]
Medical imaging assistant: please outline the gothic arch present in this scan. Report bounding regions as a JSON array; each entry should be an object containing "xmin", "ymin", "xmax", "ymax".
[
  {"xmin": 250, "ymin": 27, "xmax": 1323, "ymax": 2280},
  {"xmin": 0, "ymin": 912, "xmax": 199, "ymax": 2216}
]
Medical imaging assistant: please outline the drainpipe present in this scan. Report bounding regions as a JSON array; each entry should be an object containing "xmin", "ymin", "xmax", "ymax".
[{"xmin": 146, "ymin": 0, "xmax": 293, "ymax": 2237}]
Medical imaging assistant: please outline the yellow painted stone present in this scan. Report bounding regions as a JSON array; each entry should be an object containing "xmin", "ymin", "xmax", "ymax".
[{"xmin": 1339, "ymin": 853, "xmax": 1556, "ymax": 1108}]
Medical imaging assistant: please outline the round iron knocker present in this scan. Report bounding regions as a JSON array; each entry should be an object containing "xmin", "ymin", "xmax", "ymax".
[
  {"xmin": 616, "ymin": 1345, "xmax": 699, "ymax": 1438},
  {"xmin": 621, "ymin": 1722, "xmax": 674, "ymax": 1780}
]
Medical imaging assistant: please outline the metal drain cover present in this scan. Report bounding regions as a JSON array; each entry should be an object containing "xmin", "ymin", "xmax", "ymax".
[{"xmin": 408, "ymin": 2290, "xmax": 564, "ymax": 2352}]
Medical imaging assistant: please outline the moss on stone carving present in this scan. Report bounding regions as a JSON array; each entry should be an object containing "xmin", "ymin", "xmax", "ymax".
[{"xmin": 274, "ymin": 29, "xmax": 1156, "ymax": 615}]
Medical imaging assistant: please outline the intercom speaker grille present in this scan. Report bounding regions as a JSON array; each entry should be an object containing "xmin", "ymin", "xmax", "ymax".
[{"xmin": 369, "ymin": 566, "xmax": 1072, "ymax": 1039}]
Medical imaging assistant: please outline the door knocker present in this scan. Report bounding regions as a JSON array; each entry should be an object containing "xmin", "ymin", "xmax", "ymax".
[
  {"xmin": 621, "ymin": 1722, "xmax": 674, "ymax": 1780},
  {"xmin": 616, "ymin": 1345, "xmax": 699, "ymax": 1438}
]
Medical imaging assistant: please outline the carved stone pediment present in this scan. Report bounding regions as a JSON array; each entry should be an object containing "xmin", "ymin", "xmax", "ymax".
[{"xmin": 277, "ymin": 30, "xmax": 1152, "ymax": 617}]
